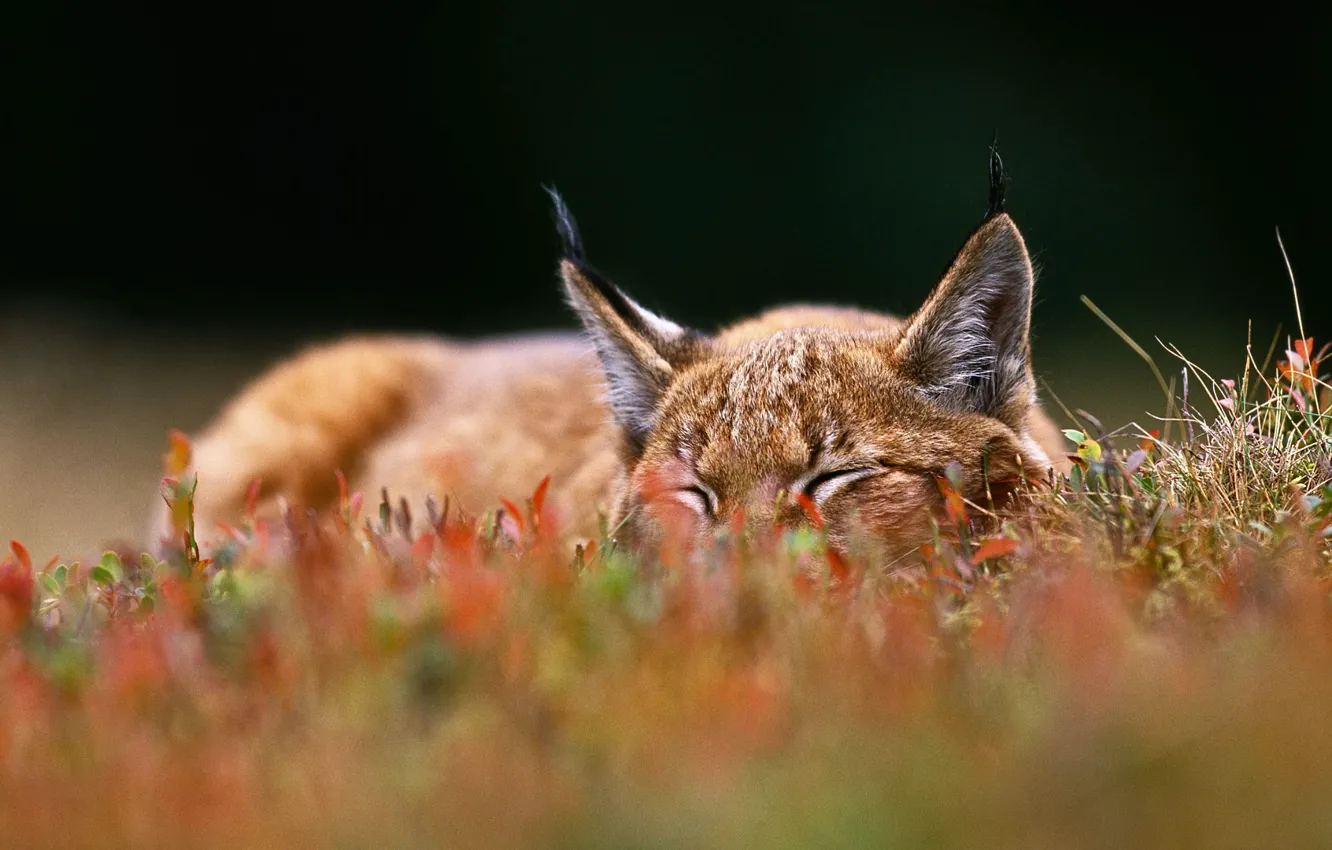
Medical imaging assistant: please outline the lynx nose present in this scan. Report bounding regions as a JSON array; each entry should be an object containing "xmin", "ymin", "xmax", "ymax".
[{"xmin": 742, "ymin": 475, "xmax": 807, "ymax": 529}]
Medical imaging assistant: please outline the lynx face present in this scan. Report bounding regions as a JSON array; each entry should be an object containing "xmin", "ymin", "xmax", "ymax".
[
  {"xmin": 548, "ymin": 165, "xmax": 1054, "ymax": 559},
  {"xmin": 623, "ymin": 331, "xmax": 1038, "ymax": 557}
]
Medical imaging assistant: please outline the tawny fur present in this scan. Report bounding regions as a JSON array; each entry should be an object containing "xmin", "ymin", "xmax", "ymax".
[{"xmin": 149, "ymin": 208, "xmax": 1068, "ymax": 561}]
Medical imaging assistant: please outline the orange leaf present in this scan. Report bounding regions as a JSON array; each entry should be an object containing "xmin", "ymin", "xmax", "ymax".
[
  {"xmin": 970, "ymin": 537, "xmax": 1019, "ymax": 565},
  {"xmin": 1294, "ymin": 337, "xmax": 1316, "ymax": 365},
  {"xmin": 1140, "ymin": 429, "xmax": 1160, "ymax": 453},
  {"xmin": 163, "ymin": 429, "xmax": 192, "ymax": 477}
]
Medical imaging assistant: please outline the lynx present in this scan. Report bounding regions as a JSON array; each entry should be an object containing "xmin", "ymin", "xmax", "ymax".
[{"xmin": 149, "ymin": 152, "xmax": 1065, "ymax": 561}]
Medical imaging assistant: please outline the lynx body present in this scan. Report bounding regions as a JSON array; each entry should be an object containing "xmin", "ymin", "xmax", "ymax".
[{"xmin": 149, "ymin": 160, "xmax": 1066, "ymax": 560}]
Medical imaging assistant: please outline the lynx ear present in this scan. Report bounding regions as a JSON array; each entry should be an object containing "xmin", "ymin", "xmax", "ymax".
[
  {"xmin": 893, "ymin": 210, "xmax": 1037, "ymax": 430},
  {"xmin": 547, "ymin": 187, "xmax": 707, "ymax": 449}
]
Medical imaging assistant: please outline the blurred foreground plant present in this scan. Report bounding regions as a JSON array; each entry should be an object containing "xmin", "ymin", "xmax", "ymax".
[{"xmin": 2, "ymin": 324, "xmax": 1332, "ymax": 849}]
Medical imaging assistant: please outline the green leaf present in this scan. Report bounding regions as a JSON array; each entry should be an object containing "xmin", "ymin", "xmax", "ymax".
[
  {"xmin": 1315, "ymin": 496, "xmax": 1332, "ymax": 519},
  {"xmin": 91, "ymin": 565, "xmax": 115, "ymax": 585},
  {"xmin": 588, "ymin": 552, "xmax": 637, "ymax": 605},
  {"xmin": 54, "ymin": 564, "xmax": 67, "ymax": 587},
  {"xmin": 140, "ymin": 553, "xmax": 160, "ymax": 575},
  {"xmin": 783, "ymin": 527, "xmax": 824, "ymax": 557},
  {"xmin": 99, "ymin": 552, "xmax": 124, "ymax": 584},
  {"xmin": 1062, "ymin": 429, "xmax": 1085, "ymax": 445},
  {"xmin": 39, "ymin": 573, "xmax": 61, "ymax": 595}
]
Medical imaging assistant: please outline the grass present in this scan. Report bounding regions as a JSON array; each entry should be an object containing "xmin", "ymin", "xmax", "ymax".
[{"xmin": 2, "ymin": 326, "xmax": 1331, "ymax": 849}]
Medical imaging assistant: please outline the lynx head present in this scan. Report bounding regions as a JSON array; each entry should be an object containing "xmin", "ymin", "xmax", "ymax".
[{"xmin": 549, "ymin": 153, "xmax": 1052, "ymax": 560}]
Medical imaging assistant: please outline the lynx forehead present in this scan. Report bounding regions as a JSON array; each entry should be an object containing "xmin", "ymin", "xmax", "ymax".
[
  {"xmin": 149, "ymin": 149, "xmax": 1066, "ymax": 563},
  {"xmin": 719, "ymin": 332, "xmax": 834, "ymax": 444}
]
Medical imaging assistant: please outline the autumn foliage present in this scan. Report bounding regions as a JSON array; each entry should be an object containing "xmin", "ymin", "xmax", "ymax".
[{"xmin": 3, "ymin": 336, "xmax": 1332, "ymax": 849}]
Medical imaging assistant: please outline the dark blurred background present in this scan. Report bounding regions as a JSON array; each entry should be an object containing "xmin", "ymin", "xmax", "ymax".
[{"xmin": 3, "ymin": 4, "xmax": 1328, "ymax": 556}]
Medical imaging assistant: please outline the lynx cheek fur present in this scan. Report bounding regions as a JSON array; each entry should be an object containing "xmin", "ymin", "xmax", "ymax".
[{"xmin": 149, "ymin": 151, "xmax": 1065, "ymax": 562}]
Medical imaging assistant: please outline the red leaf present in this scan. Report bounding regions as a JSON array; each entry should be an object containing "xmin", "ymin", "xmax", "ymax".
[
  {"xmin": 253, "ymin": 519, "xmax": 270, "ymax": 555},
  {"xmin": 410, "ymin": 532, "xmax": 436, "ymax": 565},
  {"xmin": 794, "ymin": 493, "xmax": 824, "ymax": 530},
  {"xmin": 9, "ymin": 541, "xmax": 31, "ymax": 572},
  {"xmin": 499, "ymin": 499, "xmax": 525, "ymax": 535},
  {"xmin": 214, "ymin": 521, "xmax": 248, "ymax": 544},
  {"xmin": 934, "ymin": 475, "xmax": 968, "ymax": 526},
  {"xmin": 0, "ymin": 544, "xmax": 34, "ymax": 634},
  {"xmin": 792, "ymin": 569, "xmax": 817, "ymax": 597},
  {"xmin": 335, "ymin": 469, "xmax": 349, "ymax": 506},
  {"xmin": 531, "ymin": 475, "xmax": 551, "ymax": 520},
  {"xmin": 826, "ymin": 548, "xmax": 850, "ymax": 583},
  {"xmin": 728, "ymin": 504, "xmax": 747, "ymax": 537},
  {"xmin": 244, "ymin": 477, "xmax": 263, "ymax": 519},
  {"xmin": 970, "ymin": 537, "xmax": 1019, "ymax": 565},
  {"xmin": 444, "ymin": 566, "xmax": 503, "ymax": 645}
]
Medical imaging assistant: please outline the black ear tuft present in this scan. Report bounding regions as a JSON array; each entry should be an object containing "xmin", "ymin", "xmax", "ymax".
[
  {"xmin": 987, "ymin": 141, "xmax": 1007, "ymax": 219},
  {"xmin": 544, "ymin": 185, "xmax": 585, "ymax": 262}
]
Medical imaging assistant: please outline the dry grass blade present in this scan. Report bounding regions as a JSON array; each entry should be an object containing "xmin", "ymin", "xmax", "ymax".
[{"xmin": 1081, "ymin": 294, "xmax": 1177, "ymax": 443}]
